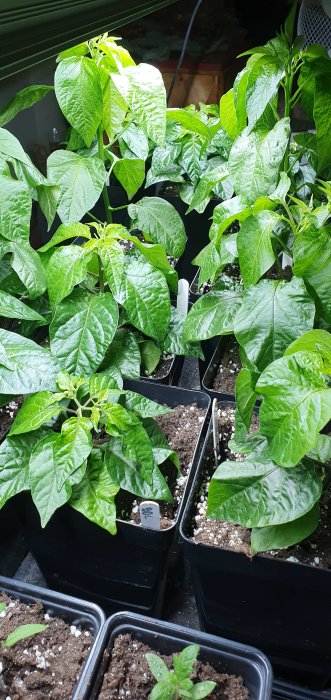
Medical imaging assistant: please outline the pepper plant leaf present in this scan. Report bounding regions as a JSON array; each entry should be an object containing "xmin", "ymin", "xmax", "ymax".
[
  {"xmin": 104, "ymin": 439, "xmax": 172, "ymax": 501},
  {"xmin": 293, "ymin": 224, "xmax": 331, "ymax": 323},
  {"xmin": 246, "ymin": 56, "xmax": 284, "ymax": 131},
  {"xmin": 55, "ymin": 57, "xmax": 103, "ymax": 147},
  {"xmin": 0, "ymin": 429, "xmax": 50, "ymax": 509},
  {"xmin": 47, "ymin": 150, "xmax": 106, "ymax": 223},
  {"xmin": 0, "ymin": 85, "xmax": 53, "ymax": 127},
  {"xmin": 251, "ymin": 503, "xmax": 320, "ymax": 553},
  {"xmin": 125, "ymin": 63, "xmax": 166, "ymax": 144},
  {"xmin": 50, "ymin": 289, "xmax": 118, "ymax": 375},
  {"xmin": 228, "ymin": 118, "xmax": 290, "ymax": 203},
  {"xmin": 0, "ymin": 175, "xmax": 32, "ymax": 243},
  {"xmin": 46, "ymin": 244, "xmax": 92, "ymax": 308},
  {"xmin": 113, "ymin": 158, "xmax": 145, "ymax": 199},
  {"xmin": 257, "ymin": 351, "xmax": 331, "ymax": 467},
  {"xmin": 0, "ymin": 291, "xmax": 46, "ymax": 322},
  {"xmin": 9, "ymin": 392, "xmax": 63, "ymax": 436},
  {"xmin": 70, "ymin": 451, "xmax": 119, "ymax": 535},
  {"xmin": 0, "ymin": 330, "xmax": 59, "ymax": 395},
  {"xmin": 101, "ymin": 329, "xmax": 141, "ymax": 379},
  {"xmin": 39, "ymin": 223, "xmax": 91, "ymax": 253},
  {"xmin": 207, "ymin": 458, "xmax": 322, "ymax": 527},
  {"xmin": 120, "ymin": 258, "xmax": 170, "ymax": 342},
  {"xmin": 234, "ymin": 278, "xmax": 315, "ymax": 371},
  {"xmin": 184, "ymin": 282, "xmax": 242, "ymax": 341},
  {"xmin": 30, "ymin": 433, "xmax": 73, "ymax": 527},
  {"xmin": 128, "ymin": 197, "xmax": 186, "ymax": 258},
  {"xmin": 237, "ymin": 210, "xmax": 280, "ymax": 286}
]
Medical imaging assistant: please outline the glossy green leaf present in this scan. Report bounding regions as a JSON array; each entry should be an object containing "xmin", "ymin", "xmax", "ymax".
[
  {"xmin": 220, "ymin": 88, "xmax": 238, "ymax": 140},
  {"xmin": 122, "ymin": 422, "xmax": 155, "ymax": 483},
  {"xmin": 0, "ymin": 330, "xmax": 59, "ymax": 395},
  {"xmin": 46, "ymin": 244, "xmax": 92, "ymax": 307},
  {"xmin": 140, "ymin": 339, "xmax": 161, "ymax": 374},
  {"xmin": 179, "ymin": 135, "xmax": 203, "ymax": 186},
  {"xmin": 125, "ymin": 63, "xmax": 166, "ymax": 144},
  {"xmin": 166, "ymin": 108, "xmax": 210, "ymax": 139},
  {"xmin": 47, "ymin": 150, "xmax": 106, "ymax": 223},
  {"xmin": 234, "ymin": 278, "xmax": 315, "ymax": 371},
  {"xmin": 9, "ymin": 392, "xmax": 62, "ymax": 436},
  {"xmin": 50, "ymin": 289, "xmax": 118, "ymax": 375},
  {"xmin": 102, "ymin": 329, "xmax": 141, "ymax": 379},
  {"xmin": 102, "ymin": 73, "xmax": 128, "ymax": 141},
  {"xmin": 123, "ymin": 391, "xmax": 171, "ymax": 418},
  {"xmin": 174, "ymin": 644, "xmax": 199, "ymax": 680},
  {"xmin": 104, "ymin": 439, "xmax": 172, "ymax": 501},
  {"xmin": 0, "ymin": 291, "xmax": 45, "ymax": 322},
  {"xmin": 186, "ymin": 163, "xmax": 228, "ymax": 213},
  {"xmin": 251, "ymin": 503, "xmax": 320, "ymax": 553},
  {"xmin": 119, "ymin": 123, "xmax": 149, "ymax": 161},
  {"xmin": 0, "ymin": 128, "xmax": 46, "ymax": 187},
  {"xmin": 257, "ymin": 351, "xmax": 331, "ymax": 467},
  {"xmin": 164, "ymin": 307, "xmax": 204, "ymax": 359},
  {"xmin": 113, "ymin": 158, "xmax": 145, "ymax": 200},
  {"xmin": 207, "ymin": 457, "xmax": 322, "ymax": 527},
  {"xmin": 314, "ymin": 75, "xmax": 331, "ymax": 176},
  {"xmin": 70, "ymin": 450, "xmax": 119, "ymax": 534},
  {"xmin": 284, "ymin": 329, "xmax": 331, "ymax": 369},
  {"xmin": 211, "ymin": 196, "xmax": 250, "ymax": 239},
  {"xmin": 129, "ymin": 237, "xmax": 178, "ymax": 294},
  {"xmin": 237, "ymin": 210, "xmax": 280, "ymax": 286},
  {"xmin": 98, "ymin": 239, "xmax": 126, "ymax": 302},
  {"xmin": 37, "ymin": 184, "xmax": 60, "ymax": 231},
  {"xmin": 194, "ymin": 241, "xmax": 222, "ymax": 288},
  {"xmin": 9, "ymin": 241, "xmax": 46, "ymax": 299},
  {"xmin": 55, "ymin": 417, "xmax": 92, "ymax": 489},
  {"xmin": 146, "ymin": 653, "xmax": 170, "ymax": 682},
  {"xmin": 0, "ymin": 175, "xmax": 31, "ymax": 243},
  {"xmin": 246, "ymin": 56, "xmax": 284, "ymax": 130},
  {"xmin": 0, "ymin": 85, "xmax": 53, "ymax": 127},
  {"xmin": 55, "ymin": 57, "xmax": 103, "ymax": 147},
  {"xmin": 30, "ymin": 433, "xmax": 72, "ymax": 527},
  {"xmin": 183, "ymin": 284, "xmax": 242, "ymax": 341},
  {"xmin": 0, "ymin": 429, "xmax": 49, "ymax": 509},
  {"xmin": 293, "ymin": 224, "xmax": 331, "ymax": 323},
  {"xmin": 228, "ymin": 118, "xmax": 290, "ymax": 203},
  {"xmin": 39, "ymin": 223, "xmax": 90, "ymax": 253},
  {"xmin": 120, "ymin": 258, "xmax": 170, "ymax": 341},
  {"xmin": 128, "ymin": 196, "xmax": 186, "ymax": 258}
]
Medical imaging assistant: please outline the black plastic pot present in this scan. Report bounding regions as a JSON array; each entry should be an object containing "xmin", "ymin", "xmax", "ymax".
[
  {"xmin": 77, "ymin": 611, "xmax": 273, "ymax": 699},
  {"xmin": 140, "ymin": 353, "xmax": 184, "ymax": 385},
  {"xmin": 0, "ymin": 574, "xmax": 105, "ymax": 699},
  {"xmin": 180, "ymin": 422, "xmax": 331, "ymax": 689},
  {"xmin": 158, "ymin": 186, "xmax": 217, "ymax": 283},
  {"xmin": 202, "ymin": 335, "xmax": 238, "ymax": 401},
  {"xmin": 272, "ymin": 679, "xmax": 331, "ymax": 699},
  {"xmin": 16, "ymin": 382, "xmax": 210, "ymax": 617},
  {"xmin": 0, "ymin": 502, "xmax": 27, "ymax": 577}
]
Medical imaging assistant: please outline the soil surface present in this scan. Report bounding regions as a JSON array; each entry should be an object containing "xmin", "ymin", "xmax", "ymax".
[
  {"xmin": 142, "ymin": 353, "xmax": 174, "ymax": 380},
  {"xmin": 0, "ymin": 399, "xmax": 21, "ymax": 443},
  {"xmin": 0, "ymin": 592, "xmax": 91, "ymax": 699},
  {"xmin": 191, "ymin": 405, "xmax": 331, "ymax": 569},
  {"xmin": 127, "ymin": 403, "xmax": 206, "ymax": 528},
  {"xmin": 97, "ymin": 633, "xmax": 249, "ymax": 700},
  {"xmin": 192, "ymin": 265, "xmax": 241, "ymax": 297},
  {"xmin": 212, "ymin": 337, "xmax": 241, "ymax": 395}
]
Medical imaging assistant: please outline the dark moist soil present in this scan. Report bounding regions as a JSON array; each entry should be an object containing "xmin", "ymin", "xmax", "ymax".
[
  {"xmin": 142, "ymin": 353, "xmax": 174, "ymax": 380},
  {"xmin": 191, "ymin": 405, "xmax": 331, "ymax": 569},
  {"xmin": 264, "ymin": 264, "xmax": 292, "ymax": 281},
  {"xmin": 0, "ymin": 593, "xmax": 92, "ymax": 700},
  {"xmin": 194, "ymin": 265, "xmax": 242, "ymax": 296},
  {"xmin": 97, "ymin": 633, "xmax": 249, "ymax": 700},
  {"xmin": 212, "ymin": 337, "xmax": 241, "ymax": 394},
  {"xmin": 0, "ymin": 399, "xmax": 21, "ymax": 443},
  {"xmin": 127, "ymin": 403, "xmax": 206, "ymax": 528}
]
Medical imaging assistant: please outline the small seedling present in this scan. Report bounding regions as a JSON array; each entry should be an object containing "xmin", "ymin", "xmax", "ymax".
[
  {"xmin": 0, "ymin": 603, "xmax": 47, "ymax": 649},
  {"xmin": 146, "ymin": 643, "xmax": 216, "ymax": 699}
]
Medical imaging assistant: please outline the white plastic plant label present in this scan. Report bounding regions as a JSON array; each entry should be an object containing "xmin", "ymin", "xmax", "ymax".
[
  {"xmin": 139, "ymin": 501, "xmax": 161, "ymax": 530},
  {"xmin": 177, "ymin": 278, "xmax": 189, "ymax": 316},
  {"xmin": 282, "ymin": 252, "xmax": 293, "ymax": 268}
]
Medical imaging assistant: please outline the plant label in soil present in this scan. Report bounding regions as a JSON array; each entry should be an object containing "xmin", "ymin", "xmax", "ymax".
[
  {"xmin": 177, "ymin": 279, "xmax": 189, "ymax": 316},
  {"xmin": 212, "ymin": 399, "xmax": 220, "ymax": 469},
  {"xmin": 139, "ymin": 501, "xmax": 161, "ymax": 530},
  {"xmin": 282, "ymin": 252, "xmax": 293, "ymax": 268}
]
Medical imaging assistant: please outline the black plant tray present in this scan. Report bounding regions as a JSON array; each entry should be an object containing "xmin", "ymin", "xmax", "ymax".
[
  {"xmin": 272, "ymin": 679, "xmax": 331, "ymax": 699},
  {"xmin": 15, "ymin": 383, "xmax": 210, "ymax": 618},
  {"xmin": 0, "ymin": 574, "xmax": 105, "ymax": 700},
  {"xmin": 180, "ymin": 419, "xmax": 331, "ymax": 689},
  {"xmin": 78, "ymin": 612, "xmax": 273, "ymax": 699},
  {"xmin": 140, "ymin": 353, "xmax": 184, "ymax": 385}
]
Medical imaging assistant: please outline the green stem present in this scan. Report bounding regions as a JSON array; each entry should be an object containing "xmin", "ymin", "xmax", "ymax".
[
  {"xmin": 98, "ymin": 126, "xmax": 112, "ymax": 224},
  {"xmin": 87, "ymin": 210, "xmax": 103, "ymax": 224},
  {"xmin": 282, "ymin": 62, "xmax": 294, "ymax": 173},
  {"xmin": 98, "ymin": 256, "xmax": 104, "ymax": 294},
  {"xmin": 108, "ymin": 204, "xmax": 129, "ymax": 211},
  {"xmin": 274, "ymin": 252, "xmax": 284, "ymax": 279},
  {"xmin": 271, "ymin": 231, "xmax": 292, "ymax": 257},
  {"xmin": 282, "ymin": 200, "xmax": 297, "ymax": 236}
]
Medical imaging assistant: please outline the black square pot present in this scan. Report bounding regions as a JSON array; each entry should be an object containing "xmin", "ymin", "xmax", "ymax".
[
  {"xmin": 0, "ymin": 574, "xmax": 105, "ymax": 699},
  {"xmin": 180, "ymin": 422, "xmax": 331, "ymax": 689},
  {"xmin": 78, "ymin": 612, "xmax": 273, "ymax": 699},
  {"xmin": 15, "ymin": 383, "xmax": 210, "ymax": 617}
]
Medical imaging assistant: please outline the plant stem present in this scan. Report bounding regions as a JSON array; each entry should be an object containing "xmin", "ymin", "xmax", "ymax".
[
  {"xmin": 87, "ymin": 211, "xmax": 103, "ymax": 224},
  {"xmin": 98, "ymin": 256, "xmax": 104, "ymax": 293},
  {"xmin": 98, "ymin": 126, "xmax": 112, "ymax": 224},
  {"xmin": 108, "ymin": 204, "xmax": 129, "ymax": 211}
]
